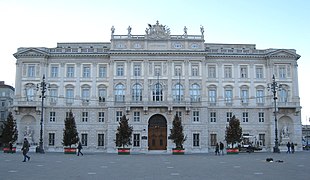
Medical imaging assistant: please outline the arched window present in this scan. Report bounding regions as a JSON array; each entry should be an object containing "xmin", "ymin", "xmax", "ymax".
[
  {"xmin": 208, "ymin": 85, "xmax": 217, "ymax": 104},
  {"xmin": 279, "ymin": 88, "xmax": 288, "ymax": 103},
  {"xmin": 240, "ymin": 85, "xmax": 249, "ymax": 104},
  {"xmin": 152, "ymin": 83, "xmax": 163, "ymax": 102},
  {"xmin": 190, "ymin": 84, "xmax": 200, "ymax": 102},
  {"xmin": 173, "ymin": 83, "xmax": 183, "ymax": 102},
  {"xmin": 115, "ymin": 84, "xmax": 125, "ymax": 102},
  {"xmin": 132, "ymin": 83, "xmax": 142, "ymax": 101},
  {"xmin": 24, "ymin": 83, "xmax": 36, "ymax": 101}
]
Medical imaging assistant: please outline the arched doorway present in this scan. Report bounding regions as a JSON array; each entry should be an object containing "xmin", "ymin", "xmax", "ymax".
[{"xmin": 148, "ymin": 114, "xmax": 167, "ymax": 150}]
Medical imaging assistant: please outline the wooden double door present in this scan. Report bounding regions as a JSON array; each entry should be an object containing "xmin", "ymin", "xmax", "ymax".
[{"xmin": 148, "ymin": 114, "xmax": 167, "ymax": 150}]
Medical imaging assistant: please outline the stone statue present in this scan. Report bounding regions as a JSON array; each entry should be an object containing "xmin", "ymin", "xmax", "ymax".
[
  {"xmin": 24, "ymin": 126, "xmax": 34, "ymax": 143},
  {"xmin": 281, "ymin": 125, "xmax": 289, "ymax": 138},
  {"xmin": 184, "ymin": 26, "xmax": 187, "ymax": 35},
  {"xmin": 127, "ymin": 26, "xmax": 132, "ymax": 35},
  {"xmin": 111, "ymin": 26, "xmax": 115, "ymax": 35},
  {"xmin": 200, "ymin": 25, "xmax": 204, "ymax": 36}
]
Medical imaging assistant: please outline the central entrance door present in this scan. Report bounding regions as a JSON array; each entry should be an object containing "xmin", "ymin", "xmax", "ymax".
[{"xmin": 148, "ymin": 114, "xmax": 167, "ymax": 150}]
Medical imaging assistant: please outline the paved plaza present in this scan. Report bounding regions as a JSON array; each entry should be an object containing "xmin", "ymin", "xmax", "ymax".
[{"xmin": 0, "ymin": 151, "xmax": 309, "ymax": 180}]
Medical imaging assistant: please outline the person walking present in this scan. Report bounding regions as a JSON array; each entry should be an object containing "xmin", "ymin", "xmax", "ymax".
[
  {"xmin": 291, "ymin": 142, "xmax": 295, "ymax": 153},
  {"xmin": 215, "ymin": 143, "xmax": 220, "ymax": 155},
  {"xmin": 286, "ymin": 141, "xmax": 291, "ymax": 153},
  {"xmin": 219, "ymin": 142, "xmax": 224, "ymax": 155},
  {"xmin": 22, "ymin": 138, "xmax": 30, "ymax": 162},
  {"xmin": 77, "ymin": 141, "xmax": 83, "ymax": 156}
]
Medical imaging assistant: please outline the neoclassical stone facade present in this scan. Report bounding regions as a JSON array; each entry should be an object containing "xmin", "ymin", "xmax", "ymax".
[{"xmin": 12, "ymin": 21, "xmax": 302, "ymax": 153}]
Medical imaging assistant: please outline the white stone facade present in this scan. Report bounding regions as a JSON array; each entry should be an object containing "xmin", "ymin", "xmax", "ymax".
[{"xmin": 12, "ymin": 21, "xmax": 302, "ymax": 153}]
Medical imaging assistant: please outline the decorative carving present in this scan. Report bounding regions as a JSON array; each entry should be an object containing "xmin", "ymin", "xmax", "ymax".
[{"xmin": 146, "ymin": 21, "xmax": 170, "ymax": 39}]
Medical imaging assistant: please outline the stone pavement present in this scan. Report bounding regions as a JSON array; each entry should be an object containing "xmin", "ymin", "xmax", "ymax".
[{"xmin": 0, "ymin": 151, "xmax": 309, "ymax": 180}]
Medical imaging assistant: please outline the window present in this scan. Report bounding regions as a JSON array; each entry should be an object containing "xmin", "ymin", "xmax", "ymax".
[
  {"xmin": 192, "ymin": 65, "xmax": 199, "ymax": 76},
  {"xmin": 190, "ymin": 84, "xmax": 200, "ymax": 102},
  {"xmin": 133, "ymin": 134, "xmax": 140, "ymax": 147},
  {"xmin": 256, "ymin": 66, "xmax": 263, "ymax": 79},
  {"xmin": 81, "ymin": 87, "xmax": 90, "ymax": 102},
  {"xmin": 132, "ymin": 84, "xmax": 142, "ymax": 101},
  {"xmin": 193, "ymin": 111, "xmax": 199, "ymax": 122},
  {"xmin": 49, "ymin": 88, "xmax": 58, "ymax": 103},
  {"xmin": 210, "ymin": 134, "xmax": 217, "ymax": 146},
  {"xmin": 279, "ymin": 65, "xmax": 286, "ymax": 79},
  {"xmin": 83, "ymin": 65, "xmax": 91, "ymax": 78},
  {"xmin": 66, "ymin": 88, "xmax": 74, "ymax": 104},
  {"xmin": 176, "ymin": 111, "xmax": 182, "ymax": 121},
  {"xmin": 259, "ymin": 112, "xmax": 264, "ymax": 122},
  {"xmin": 174, "ymin": 65, "xmax": 182, "ymax": 76},
  {"xmin": 225, "ymin": 89, "xmax": 233, "ymax": 104},
  {"xmin": 241, "ymin": 88, "xmax": 249, "ymax": 104},
  {"xmin": 116, "ymin": 64, "xmax": 124, "ymax": 76},
  {"xmin": 48, "ymin": 133, "xmax": 55, "ymax": 146},
  {"xmin": 98, "ymin": 134, "xmax": 104, "ymax": 146},
  {"xmin": 227, "ymin": 112, "xmax": 233, "ymax": 122},
  {"xmin": 116, "ymin": 111, "xmax": 122, "ymax": 122},
  {"xmin": 240, "ymin": 66, "xmax": 248, "ymax": 78},
  {"xmin": 26, "ymin": 87, "xmax": 35, "ymax": 101},
  {"xmin": 208, "ymin": 65, "xmax": 216, "ymax": 78},
  {"xmin": 279, "ymin": 89, "xmax": 288, "ymax": 103},
  {"xmin": 50, "ymin": 112, "xmax": 56, "ymax": 122},
  {"xmin": 242, "ymin": 112, "xmax": 248, "ymax": 122},
  {"xmin": 99, "ymin": 65, "xmax": 107, "ymax": 78},
  {"xmin": 115, "ymin": 84, "xmax": 125, "ymax": 102},
  {"xmin": 98, "ymin": 88, "xmax": 106, "ymax": 102},
  {"xmin": 133, "ymin": 111, "xmax": 140, "ymax": 122},
  {"xmin": 256, "ymin": 89, "xmax": 264, "ymax": 104},
  {"xmin": 27, "ymin": 65, "xmax": 35, "ymax": 77},
  {"xmin": 172, "ymin": 83, "xmax": 184, "ymax": 102},
  {"xmin": 259, "ymin": 134, "xmax": 265, "ymax": 146},
  {"xmin": 193, "ymin": 133, "xmax": 200, "ymax": 147},
  {"xmin": 152, "ymin": 83, "xmax": 163, "ymax": 102},
  {"xmin": 209, "ymin": 89, "xmax": 217, "ymax": 104},
  {"xmin": 224, "ymin": 65, "xmax": 232, "ymax": 78},
  {"xmin": 98, "ymin": 112, "xmax": 104, "ymax": 122},
  {"xmin": 210, "ymin": 112, "xmax": 216, "ymax": 122},
  {"xmin": 154, "ymin": 65, "xmax": 161, "ymax": 76},
  {"xmin": 51, "ymin": 66, "xmax": 58, "ymax": 78},
  {"xmin": 81, "ymin": 134, "xmax": 88, "ymax": 146},
  {"xmin": 67, "ymin": 66, "xmax": 75, "ymax": 77},
  {"xmin": 82, "ymin": 112, "xmax": 88, "ymax": 122},
  {"xmin": 133, "ymin": 64, "xmax": 141, "ymax": 77}
]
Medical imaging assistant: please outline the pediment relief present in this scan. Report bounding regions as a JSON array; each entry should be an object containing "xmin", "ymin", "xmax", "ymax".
[{"xmin": 14, "ymin": 48, "xmax": 49, "ymax": 58}]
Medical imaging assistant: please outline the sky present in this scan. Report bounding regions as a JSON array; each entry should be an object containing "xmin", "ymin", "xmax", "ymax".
[{"xmin": 0, "ymin": 0, "xmax": 309, "ymax": 124}]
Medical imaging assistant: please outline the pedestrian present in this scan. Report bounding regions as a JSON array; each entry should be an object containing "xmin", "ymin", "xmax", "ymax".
[
  {"xmin": 286, "ymin": 141, "xmax": 291, "ymax": 153},
  {"xmin": 219, "ymin": 141, "xmax": 224, "ymax": 155},
  {"xmin": 77, "ymin": 141, "xmax": 83, "ymax": 156},
  {"xmin": 9, "ymin": 142, "xmax": 13, "ymax": 152},
  {"xmin": 215, "ymin": 143, "xmax": 219, "ymax": 155},
  {"xmin": 21, "ymin": 138, "xmax": 30, "ymax": 162},
  {"xmin": 291, "ymin": 142, "xmax": 295, "ymax": 153}
]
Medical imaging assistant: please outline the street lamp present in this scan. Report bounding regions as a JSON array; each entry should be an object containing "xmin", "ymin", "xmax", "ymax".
[
  {"xmin": 36, "ymin": 75, "xmax": 50, "ymax": 153},
  {"xmin": 267, "ymin": 74, "xmax": 282, "ymax": 153}
]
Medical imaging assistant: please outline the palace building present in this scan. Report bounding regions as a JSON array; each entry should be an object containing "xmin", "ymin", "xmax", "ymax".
[{"xmin": 12, "ymin": 21, "xmax": 302, "ymax": 153}]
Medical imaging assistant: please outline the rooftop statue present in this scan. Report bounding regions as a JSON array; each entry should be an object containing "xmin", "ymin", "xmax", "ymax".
[{"xmin": 146, "ymin": 20, "xmax": 170, "ymax": 39}]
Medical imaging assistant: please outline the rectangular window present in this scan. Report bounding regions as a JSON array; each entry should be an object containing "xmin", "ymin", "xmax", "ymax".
[
  {"xmin": 98, "ymin": 112, "xmax": 105, "ymax": 122},
  {"xmin": 279, "ymin": 65, "xmax": 286, "ymax": 79},
  {"xmin": 240, "ymin": 66, "xmax": 248, "ymax": 78},
  {"xmin": 176, "ymin": 111, "xmax": 182, "ymax": 121},
  {"xmin": 259, "ymin": 112, "xmax": 264, "ymax": 122},
  {"xmin": 49, "ymin": 112, "xmax": 56, "ymax": 122},
  {"xmin": 225, "ymin": 90, "xmax": 233, "ymax": 104},
  {"xmin": 98, "ymin": 134, "xmax": 104, "ymax": 146},
  {"xmin": 116, "ymin": 111, "xmax": 122, "ymax": 122},
  {"xmin": 256, "ymin": 90, "xmax": 264, "ymax": 104},
  {"xmin": 193, "ymin": 133, "xmax": 200, "ymax": 147},
  {"xmin": 67, "ymin": 66, "xmax": 75, "ymax": 77},
  {"xmin": 192, "ymin": 65, "xmax": 199, "ymax": 76},
  {"xmin": 256, "ymin": 66, "xmax": 263, "ymax": 79},
  {"xmin": 259, "ymin": 134, "xmax": 265, "ymax": 146},
  {"xmin": 48, "ymin": 133, "xmax": 55, "ymax": 146},
  {"xmin": 134, "ymin": 64, "xmax": 141, "ymax": 77},
  {"xmin": 81, "ymin": 134, "xmax": 88, "ymax": 146},
  {"xmin": 209, "ymin": 90, "xmax": 216, "ymax": 103},
  {"xmin": 208, "ymin": 65, "xmax": 216, "ymax": 78},
  {"xmin": 28, "ymin": 65, "xmax": 35, "ymax": 77},
  {"xmin": 210, "ymin": 134, "xmax": 217, "ymax": 146},
  {"xmin": 133, "ymin": 134, "xmax": 140, "ymax": 147},
  {"xmin": 193, "ymin": 111, "xmax": 199, "ymax": 122},
  {"xmin": 241, "ymin": 89, "xmax": 248, "ymax": 104},
  {"xmin": 51, "ymin": 66, "xmax": 58, "ymax": 78},
  {"xmin": 210, "ymin": 112, "xmax": 216, "ymax": 122},
  {"xmin": 133, "ymin": 111, "xmax": 140, "ymax": 122},
  {"xmin": 242, "ymin": 112, "xmax": 249, "ymax": 122},
  {"xmin": 66, "ymin": 89, "xmax": 74, "ymax": 103},
  {"xmin": 83, "ymin": 65, "xmax": 91, "ymax": 78},
  {"xmin": 49, "ymin": 89, "xmax": 58, "ymax": 103},
  {"xmin": 224, "ymin": 65, "xmax": 232, "ymax": 78},
  {"xmin": 174, "ymin": 65, "xmax": 182, "ymax": 76},
  {"xmin": 116, "ymin": 64, "xmax": 124, "ymax": 76},
  {"xmin": 99, "ymin": 65, "xmax": 107, "ymax": 78},
  {"xmin": 82, "ymin": 112, "xmax": 88, "ymax": 122},
  {"xmin": 227, "ymin": 112, "xmax": 233, "ymax": 122}
]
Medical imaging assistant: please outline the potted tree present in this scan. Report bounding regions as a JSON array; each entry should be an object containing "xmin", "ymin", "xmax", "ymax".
[
  {"xmin": 225, "ymin": 115, "xmax": 242, "ymax": 154},
  {"xmin": 62, "ymin": 110, "xmax": 79, "ymax": 154},
  {"xmin": 1, "ymin": 112, "xmax": 18, "ymax": 153},
  {"xmin": 115, "ymin": 115, "xmax": 133, "ymax": 155},
  {"xmin": 169, "ymin": 114, "xmax": 186, "ymax": 155}
]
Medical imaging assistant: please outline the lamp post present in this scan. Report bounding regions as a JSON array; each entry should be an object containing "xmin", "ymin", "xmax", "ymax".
[
  {"xmin": 36, "ymin": 75, "xmax": 49, "ymax": 153},
  {"xmin": 267, "ymin": 74, "xmax": 282, "ymax": 153}
]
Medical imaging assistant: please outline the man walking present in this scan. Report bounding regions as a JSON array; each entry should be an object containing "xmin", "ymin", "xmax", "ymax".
[
  {"xmin": 286, "ymin": 142, "xmax": 291, "ymax": 153},
  {"xmin": 219, "ymin": 142, "xmax": 224, "ymax": 155},
  {"xmin": 77, "ymin": 141, "xmax": 83, "ymax": 156},
  {"xmin": 22, "ymin": 138, "xmax": 30, "ymax": 162}
]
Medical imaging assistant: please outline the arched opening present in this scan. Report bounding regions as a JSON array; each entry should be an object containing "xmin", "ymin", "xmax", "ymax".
[{"xmin": 148, "ymin": 114, "xmax": 167, "ymax": 150}]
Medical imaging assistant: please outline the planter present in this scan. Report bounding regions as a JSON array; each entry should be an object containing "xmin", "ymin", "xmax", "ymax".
[
  {"xmin": 172, "ymin": 148, "xmax": 185, "ymax": 155},
  {"xmin": 118, "ymin": 148, "xmax": 130, "ymax": 155},
  {"xmin": 64, "ymin": 147, "xmax": 77, "ymax": 154},
  {"xmin": 226, "ymin": 148, "xmax": 239, "ymax": 154},
  {"xmin": 3, "ymin": 147, "xmax": 16, "ymax": 153}
]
